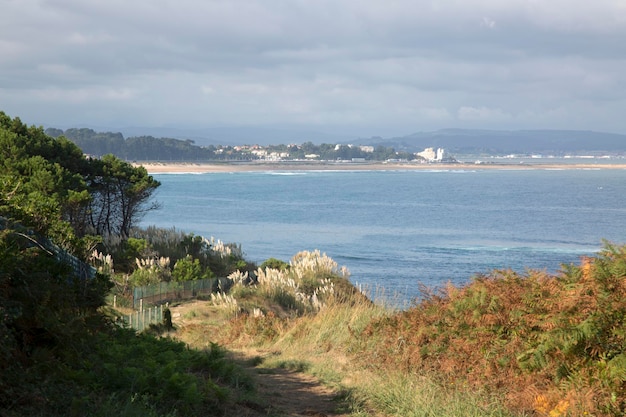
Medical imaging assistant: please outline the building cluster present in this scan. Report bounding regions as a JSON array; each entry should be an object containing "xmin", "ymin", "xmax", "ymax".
[
  {"xmin": 416, "ymin": 147, "xmax": 446, "ymax": 162},
  {"xmin": 232, "ymin": 143, "xmax": 449, "ymax": 163},
  {"xmin": 334, "ymin": 144, "xmax": 375, "ymax": 153}
]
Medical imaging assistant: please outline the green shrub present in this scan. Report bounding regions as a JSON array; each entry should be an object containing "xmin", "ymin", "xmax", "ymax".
[
  {"xmin": 172, "ymin": 255, "xmax": 214, "ymax": 281},
  {"xmin": 260, "ymin": 257, "xmax": 289, "ymax": 271}
]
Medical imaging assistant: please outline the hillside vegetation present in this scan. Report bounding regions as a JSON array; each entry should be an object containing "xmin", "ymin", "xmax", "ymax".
[
  {"xmin": 3, "ymin": 111, "xmax": 626, "ymax": 416},
  {"xmin": 0, "ymin": 113, "xmax": 255, "ymax": 416},
  {"xmin": 170, "ymin": 243, "xmax": 626, "ymax": 417}
]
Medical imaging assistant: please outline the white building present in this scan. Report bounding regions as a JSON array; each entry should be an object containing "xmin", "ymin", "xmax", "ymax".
[{"xmin": 416, "ymin": 147, "xmax": 445, "ymax": 162}]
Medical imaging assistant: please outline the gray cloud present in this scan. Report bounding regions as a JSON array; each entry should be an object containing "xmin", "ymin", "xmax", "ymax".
[{"xmin": 2, "ymin": 0, "xmax": 626, "ymax": 136}]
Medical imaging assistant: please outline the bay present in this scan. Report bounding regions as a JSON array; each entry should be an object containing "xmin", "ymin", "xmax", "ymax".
[{"xmin": 141, "ymin": 168, "xmax": 626, "ymax": 305}]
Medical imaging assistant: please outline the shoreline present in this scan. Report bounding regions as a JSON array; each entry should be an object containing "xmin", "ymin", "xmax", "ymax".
[{"xmin": 134, "ymin": 161, "xmax": 626, "ymax": 174}]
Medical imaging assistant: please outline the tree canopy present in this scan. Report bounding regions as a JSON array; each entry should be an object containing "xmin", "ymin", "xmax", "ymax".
[
  {"xmin": 48, "ymin": 128, "xmax": 224, "ymax": 161},
  {"xmin": 0, "ymin": 111, "xmax": 160, "ymax": 248}
]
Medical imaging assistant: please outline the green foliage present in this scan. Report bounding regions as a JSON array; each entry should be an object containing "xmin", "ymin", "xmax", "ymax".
[
  {"xmin": 172, "ymin": 255, "xmax": 214, "ymax": 282},
  {"xmin": 128, "ymin": 267, "xmax": 165, "ymax": 287},
  {"xmin": 72, "ymin": 330, "xmax": 241, "ymax": 415},
  {"xmin": 0, "ymin": 222, "xmax": 248, "ymax": 416},
  {"xmin": 52, "ymin": 127, "xmax": 229, "ymax": 161},
  {"xmin": 87, "ymin": 154, "xmax": 160, "ymax": 238},
  {"xmin": 260, "ymin": 257, "xmax": 289, "ymax": 271},
  {"xmin": 4, "ymin": 325, "xmax": 253, "ymax": 416},
  {"xmin": 0, "ymin": 112, "xmax": 256, "ymax": 417},
  {"xmin": 0, "ymin": 226, "xmax": 112, "ymax": 413},
  {"xmin": 0, "ymin": 126, "xmax": 82, "ymax": 247},
  {"xmin": 114, "ymin": 237, "xmax": 151, "ymax": 272},
  {"xmin": 126, "ymin": 237, "xmax": 149, "ymax": 257},
  {"xmin": 0, "ymin": 111, "xmax": 160, "ymax": 247},
  {"xmin": 130, "ymin": 227, "xmax": 252, "ymax": 279}
]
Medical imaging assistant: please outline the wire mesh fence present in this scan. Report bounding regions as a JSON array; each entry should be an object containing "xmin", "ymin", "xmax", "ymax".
[
  {"xmin": 132, "ymin": 277, "xmax": 219, "ymax": 309},
  {"xmin": 120, "ymin": 304, "xmax": 166, "ymax": 332},
  {"xmin": 114, "ymin": 277, "xmax": 232, "ymax": 331}
]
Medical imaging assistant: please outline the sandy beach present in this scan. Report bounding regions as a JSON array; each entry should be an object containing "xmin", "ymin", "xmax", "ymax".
[{"xmin": 135, "ymin": 161, "xmax": 626, "ymax": 174}]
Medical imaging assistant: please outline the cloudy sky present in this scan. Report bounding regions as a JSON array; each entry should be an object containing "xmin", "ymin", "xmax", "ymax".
[{"xmin": 2, "ymin": 0, "xmax": 626, "ymax": 138}]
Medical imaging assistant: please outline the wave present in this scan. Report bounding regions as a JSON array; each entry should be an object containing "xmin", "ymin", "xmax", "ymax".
[
  {"xmin": 335, "ymin": 254, "xmax": 378, "ymax": 262},
  {"xmin": 407, "ymin": 169, "xmax": 477, "ymax": 174},
  {"xmin": 413, "ymin": 244, "xmax": 600, "ymax": 256},
  {"xmin": 263, "ymin": 171, "xmax": 309, "ymax": 176},
  {"xmin": 151, "ymin": 171, "xmax": 208, "ymax": 175}
]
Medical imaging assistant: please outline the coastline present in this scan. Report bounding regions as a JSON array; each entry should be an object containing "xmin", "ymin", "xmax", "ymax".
[{"xmin": 134, "ymin": 161, "xmax": 626, "ymax": 174}]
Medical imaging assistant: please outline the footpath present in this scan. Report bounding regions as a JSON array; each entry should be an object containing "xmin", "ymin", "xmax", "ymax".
[{"xmin": 170, "ymin": 301, "xmax": 355, "ymax": 417}]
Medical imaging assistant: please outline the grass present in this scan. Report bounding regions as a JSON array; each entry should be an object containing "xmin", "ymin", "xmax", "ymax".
[
  {"xmin": 91, "ymin": 245, "xmax": 626, "ymax": 417},
  {"xmin": 3, "ymin": 326, "xmax": 256, "ymax": 417},
  {"xmin": 175, "ymin": 264, "xmax": 519, "ymax": 416},
  {"xmin": 361, "ymin": 372, "xmax": 517, "ymax": 417}
]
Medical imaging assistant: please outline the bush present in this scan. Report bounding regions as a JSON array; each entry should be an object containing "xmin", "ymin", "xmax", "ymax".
[
  {"xmin": 172, "ymin": 255, "xmax": 214, "ymax": 282},
  {"xmin": 359, "ymin": 242, "xmax": 626, "ymax": 416},
  {"xmin": 260, "ymin": 257, "xmax": 289, "ymax": 271}
]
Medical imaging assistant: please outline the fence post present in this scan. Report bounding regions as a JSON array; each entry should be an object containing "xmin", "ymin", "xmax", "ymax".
[{"xmin": 139, "ymin": 298, "xmax": 143, "ymax": 312}]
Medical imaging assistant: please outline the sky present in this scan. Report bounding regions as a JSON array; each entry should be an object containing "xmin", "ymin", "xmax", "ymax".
[{"xmin": 2, "ymin": 0, "xmax": 626, "ymax": 138}]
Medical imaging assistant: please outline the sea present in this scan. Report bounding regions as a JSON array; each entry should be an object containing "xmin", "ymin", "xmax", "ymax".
[{"xmin": 141, "ymin": 164, "xmax": 626, "ymax": 306}]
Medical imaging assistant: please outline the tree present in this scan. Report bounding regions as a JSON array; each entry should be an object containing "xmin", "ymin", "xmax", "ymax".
[
  {"xmin": 172, "ymin": 255, "xmax": 213, "ymax": 281},
  {"xmin": 86, "ymin": 154, "xmax": 160, "ymax": 238},
  {"xmin": 0, "ymin": 119, "xmax": 85, "ymax": 247},
  {"xmin": 0, "ymin": 111, "xmax": 160, "ymax": 246}
]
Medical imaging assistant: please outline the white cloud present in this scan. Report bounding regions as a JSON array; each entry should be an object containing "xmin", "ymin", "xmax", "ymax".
[{"xmin": 1, "ymin": 0, "xmax": 625, "ymax": 135}]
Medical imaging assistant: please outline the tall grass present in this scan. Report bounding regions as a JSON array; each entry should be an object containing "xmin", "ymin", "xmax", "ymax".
[
  {"xmin": 245, "ymin": 289, "xmax": 519, "ymax": 417},
  {"xmin": 358, "ymin": 372, "xmax": 514, "ymax": 417},
  {"xmin": 173, "ymin": 245, "xmax": 626, "ymax": 417},
  {"xmin": 180, "ymin": 250, "xmax": 518, "ymax": 416}
]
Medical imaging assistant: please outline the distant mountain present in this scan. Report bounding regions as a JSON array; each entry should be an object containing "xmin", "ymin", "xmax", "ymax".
[{"xmin": 354, "ymin": 129, "xmax": 626, "ymax": 155}]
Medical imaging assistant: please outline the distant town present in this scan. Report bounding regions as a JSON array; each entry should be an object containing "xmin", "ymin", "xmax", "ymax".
[
  {"xmin": 46, "ymin": 127, "xmax": 458, "ymax": 163},
  {"xmin": 230, "ymin": 143, "xmax": 454, "ymax": 164},
  {"xmin": 46, "ymin": 126, "xmax": 626, "ymax": 164}
]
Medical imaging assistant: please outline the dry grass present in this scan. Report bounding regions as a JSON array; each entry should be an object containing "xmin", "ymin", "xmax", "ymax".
[
  {"xmin": 359, "ymin": 243, "xmax": 626, "ymax": 416},
  {"xmin": 167, "ymin": 245, "xmax": 626, "ymax": 416},
  {"xmin": 171, "ymin": 251, "xmax": 521, "ymax": 417}
]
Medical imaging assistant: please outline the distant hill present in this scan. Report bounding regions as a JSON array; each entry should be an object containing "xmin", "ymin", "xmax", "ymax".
[
  {"xmin": 354, "ymin": 129, "xmax": 626, "ymax": 155},
  {"xmin": 46, "ymin": 124, "xmax": 626, "ymax": 157},
  {"xmin": 45, "ymin": 127, "xmax": 219, "ymax": 161},
  {"xmin": 92, "ymin": 126, "xmax": 353, "ymax": 147}
]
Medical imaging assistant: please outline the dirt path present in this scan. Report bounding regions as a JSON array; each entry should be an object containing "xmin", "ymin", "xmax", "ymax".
[
  {"xmin": 238, "ymin": 358, "xmax": 352, "ymax": 417},
  {"xmin": 170, "ymin": 302, "xmax": 354, "ymax": 417}
]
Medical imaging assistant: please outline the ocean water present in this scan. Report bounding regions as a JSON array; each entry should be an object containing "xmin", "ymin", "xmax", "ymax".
[{"xmin": 141, "ymin": 168, "xmax": 626, "ymax": 305}]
